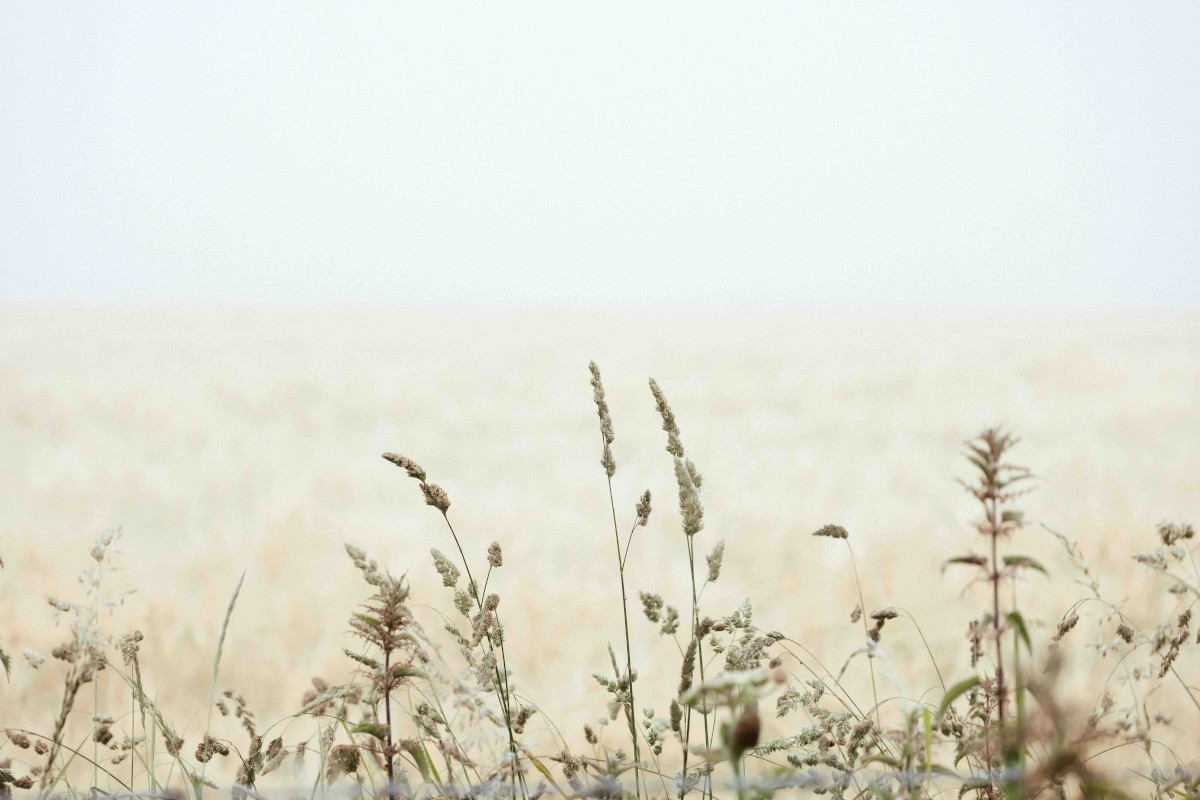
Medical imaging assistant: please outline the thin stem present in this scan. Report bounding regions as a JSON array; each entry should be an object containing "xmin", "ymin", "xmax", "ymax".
[
  {"xmin": 198, "ymin": 572, "xmax": 245, "ymax": 800},
  {"xmin": 93, "ymin": 559, "xmax": 102, "ymax": 791},
  {"xmin": 131, "ymin": 681, "xmax": 136, "ymax": 790},
  {"xmin": 988, "ymin": 495, "xmax": 1006, "ymax": 727},
  {"xmin": 686, "ymin": 536, "xmax": 713, "ymax": 800},
  {"xmin": 437, "ymin": 509, "xmax": 526, "ymax": 800},
  {"xmin": 603, "ymin": 455, "xmax": 642, "ymax": 800},
  {"xmin": 384, "ymin": 648, "xmax": 395, "ymax": 800},
  {"xmin": 845, "ymin": 541, "xmax": 882, "ymax": 732}
]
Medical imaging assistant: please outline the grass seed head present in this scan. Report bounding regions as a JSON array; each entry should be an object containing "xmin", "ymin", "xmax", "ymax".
[
  {"xmin": 421, "ymin": 482, "xmax": 452, "ymax": 513},
  {"xmin": 673, "ymin": 458, "xmax": 704, "ymax": 537},
  {"xmin": 813, "ymin": 524, "xmax": 849, "ymax": 540},
  {"xmin": 635, "ymin": 490, "xmax": 652, "ymax": 527},
  {"xmin": 431, "ymin": 548, "xmax": 461, "ymax": 588},
  {"xmin": 648, "ymin": 378, "xmax": 685, "ymax": 457},
  {"xmin": 706, "ymin": 540, "xmax": 725, "ymax": 583},
  {"xmin": 381, "ymin": 452, "xmax": 426, "ymax": 482}
]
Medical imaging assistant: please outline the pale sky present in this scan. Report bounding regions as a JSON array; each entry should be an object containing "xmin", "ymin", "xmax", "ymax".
[{"xmin": 2, "ymin": 3, "xmax": 1198, "ymax": 307}]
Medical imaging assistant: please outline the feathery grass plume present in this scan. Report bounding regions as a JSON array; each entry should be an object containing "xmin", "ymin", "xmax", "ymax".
[
  {"xmin": 635, "ymin": 490, "xmax": 652, "ymax": 527},
  {"xmin": 659, "ymin": 606, "xmax": 680, "ymax": 636},
  {"xmin": 650, "ymin": 377, "xmax": 716, "ymax": 799},
  {"xmin": 867, "ymin": 608, "xmax": 899, "ymax": 642},
  {"xmin": 589, "ymin": 361, "xmax": 617, "ymax": 477},
  {"xmin": 453, "ymin": 590, "xmax": 472, "ymax": 617},
  {"xmin": 648, "ymin": 378, "xmax": 684, "ymax": 457},
  {"xmin": 471, "ymin": 611, "xmax": 495, "ymax": 647},
  {"xmin": 812, "ymin": 524, "xmax": 849, "ymax": 539},
  {"xmin": 388, "ymin": 450, "xmax": 525, "ymax": 799},
  {"xmin": 38, "ymin": 530, "xmax": 125, "ymax": 792},
  {"xmin": 382, "ymin": 452, "xmax": 426, "ymax": 481},
  {"xmin": 1053, "ymin": 613, "xmax": 1080, "ymax": 642},
  {"xmin": 422, "ymin": 482, "xmax": 452, "ymax": 513},
  {"xmin": 431, "ymin": 548, "xmax": 461, "ymax": 587},
  {"xmin": 679, "ymin": 638, "xmax": 697, "ymax": 695},
  {"xmin": 382, "ymin": 451, "xmax": 451, "ymax": 512},
  {"xmin": 589, "ymin": 362, "xmax": 647, "ymax": 799},
  {"xmin": 325, "ymin": 744, "xmax": 360, "ymax": 782},
  {"xmin": 488, "ymin": 541, "xmax": 503, "ymax": 568},
  {"xmin": 705, "ymin": 541, "xmax": 725, "ymax": 583},
  {"xmin": 16, "ymin": 392, "xmax": 1200, "ymax": 797},
  {"xmin": 5, "ymin": 731, "xmax": 30, "ymax": 749},
  {"xmin": 639, "ymin": 592, "xmax": 663, "ymax": 623},
  {"xmin": 672, "ymin": 458, "xmax": 704, "ymax": 537}
]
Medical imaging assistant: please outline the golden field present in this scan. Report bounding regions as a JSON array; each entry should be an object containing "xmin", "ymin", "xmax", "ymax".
[{"xmin": 2, "ymin": 306, "xmax": 1198, "ymax": 750}]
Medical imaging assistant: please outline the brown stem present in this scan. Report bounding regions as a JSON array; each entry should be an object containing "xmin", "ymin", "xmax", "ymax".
[
  {"xmin": 384, "ymin": 649, "xmax": 395, "ymax": 800},
  {"xmin": 989, "ymin": 493, "xmax": 1006, "ymax": 743}
]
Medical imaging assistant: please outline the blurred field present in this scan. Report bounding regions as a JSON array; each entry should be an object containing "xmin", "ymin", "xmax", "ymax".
[{"xmin": 2, "ymin": 306, "xmax": 1199, "ymax": 745}]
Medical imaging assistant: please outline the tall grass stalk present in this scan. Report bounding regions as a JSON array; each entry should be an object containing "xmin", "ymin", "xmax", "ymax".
[
  {"xmin": 11, "ymin": 368, "xmax": 1199, "ymax": 799},
  {"xmin": 589, "ymin": 361, "xmax": 644, "ymax": 799},
  {"xmin": 198, "ymin": 572, "xmax": 245, "ymax": 798}
]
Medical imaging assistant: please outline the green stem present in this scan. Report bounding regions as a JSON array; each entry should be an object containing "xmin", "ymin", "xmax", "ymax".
[
  {"xmin": 687, "ymin": 537, "xmax": 713, "ymax": 800},
  {"xmin": 604, "ymin": 463, "xmax": 642, "ymax": 800},
  {"xmin": 845, "ymin": 541, "xmax": 881, "ymax": 733},
  {"xmin": 437, "ymin": 509, "xmax": 527, "ymax": 800}
]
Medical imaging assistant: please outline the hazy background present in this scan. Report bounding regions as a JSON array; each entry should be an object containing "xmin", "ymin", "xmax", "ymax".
[
  {"xmin": 2, "ymin": 3, "xmax": 1199, "ymax": 306},
  {"xmin": 2, "ymin": 2, "xmax": 1200, "ymax": 750}
]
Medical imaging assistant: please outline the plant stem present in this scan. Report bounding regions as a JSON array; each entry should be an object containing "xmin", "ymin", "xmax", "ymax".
[
  {"xmin": 438, "ymin": 510, "xmax": 527, "ymax": 800},
  {"xmin": 687, "ymin": 536, "xmax": 713, "ymax": 800},
  {"xmin": 384, "ymin": 648, "xmax": 395, "ymax": 800},
  {"xmin": 845, "ymin": 541, "xmax": 882, "ymax": 732},
  {"xmin": 989, "ymin": 494, "xmax": 1006, "ymax": 727},
  {"xmin": 604, "ymin": 462, "xmax": 642, "ymax": 800}
]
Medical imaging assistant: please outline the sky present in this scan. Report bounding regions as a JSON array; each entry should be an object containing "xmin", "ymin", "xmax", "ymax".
[{"xmin": 1, "ymin": 3, "xmax": 1198, "ymax": 308}]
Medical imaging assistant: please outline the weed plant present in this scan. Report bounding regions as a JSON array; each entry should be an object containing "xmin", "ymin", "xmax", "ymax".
[{"xmin": 2, "ymin": 365, "xmax": 1197, "ymax": 799}]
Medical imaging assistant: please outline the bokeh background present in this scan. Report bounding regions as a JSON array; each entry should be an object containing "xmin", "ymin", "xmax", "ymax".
[
  {"xmin": 4, "ymin": 308, "xmax": 1198, "ymax": 743},
  {"xmin": 2, "ymin": 1, "xmax": 1200, "ymax": 755}
]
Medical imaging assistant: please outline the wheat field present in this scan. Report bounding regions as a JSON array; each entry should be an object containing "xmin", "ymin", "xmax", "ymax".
[{"xmin": 2, "ymin": 306, "xmax": 1199, "ymax": 795}]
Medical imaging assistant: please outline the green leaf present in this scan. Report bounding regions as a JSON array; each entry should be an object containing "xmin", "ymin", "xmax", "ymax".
[
  {"xmin": 954, "ymin": 736, "xmax": 984, "ymax": 767},
  {"xmin": 957, "ymin": 775, "xmax": 993, "ymax": 798},
  {"xmin": 391, "ymin": 664, "xmax": 425, "ymax": 680},
  {"xmin": 937, "ymin": 676, "xmax": 980, "ymax": 721},
  {"xmin": 530, "ymin": 754, "xmax": 555, "ymax": 782},
  {"xmin": 354, "ymin": 613, "xmax": 381, "ymax": 629},
  {"xmin": 528, "ymin": 754, "xmax": 570, "ymax": 798},
  {"xmin": 1007, "ymin": 611, "xmax": 1032, "ymax": 654},
  {"xmin": 351, "ymin": 722, "xmax": 389, "ymax": 742},
  {"xmin": 343, "ymin": 649, "xmax": 380, "ymax": 670},
  {"xmin": 0, "ymin": 642, "xmax": 10, "ymax": 680},
  {"xmin": 411, "ymin": 744, "xmax": 435, "ymax": 785},
  {"xmin": 922, "ymin": 707, "xmax": 933, "ymax": 781},
  {"xmin": 1002, "ymin": 554, "xmax": 1047, "ymax": 576},
  {"xmin": 942, "ymin": 554, "xmax": 988, "ymax": 572}
]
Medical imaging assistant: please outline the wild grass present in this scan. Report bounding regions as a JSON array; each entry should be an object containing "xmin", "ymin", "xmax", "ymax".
[{"xmin": 2, "ymin": 363, "xmax": 1198, "ymax": 798}]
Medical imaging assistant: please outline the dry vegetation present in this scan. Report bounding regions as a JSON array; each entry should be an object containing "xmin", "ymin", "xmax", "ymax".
[{"xmin": 3, "ymin": 341, "xmax": 1200, "ymax": 798}]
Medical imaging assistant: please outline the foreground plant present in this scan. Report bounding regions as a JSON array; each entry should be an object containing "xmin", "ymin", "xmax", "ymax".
[
  {"xmin": 588, "ymin": 361, "xmax": 651, "ymax": 799},
  {"xmin": 6, "ymin": 365, "xmax": 1198, "ymax": 799}
]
